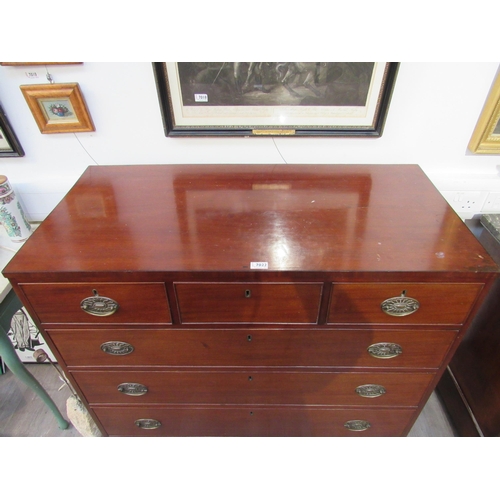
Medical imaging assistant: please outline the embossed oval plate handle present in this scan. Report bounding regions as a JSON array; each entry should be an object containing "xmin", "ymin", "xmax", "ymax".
[
  {"xmin": 135, "ymin": 418, "xmax": 161, "ymax": 430},
  {"xmin": 381, "ymin": 290, "xmax": 420, "ymax": 317},
  {"xmin": 81, "ymin": 289, "xmax": 119, "ymax": 317},
  {"xmin": 344, "ymin": 420, "xmax": 371, "ymax": 432},
  {"xmin": 117, "ymin": 383, "xmax": 148, "ymax": 396},
  {"xmin": 367, "ymin": 342, "xmax": 403, "ymax": 359},
  {"xmin": 100, "ymin": 341, "xmax": 134, "ymax": 356},
  {"xmin": 355, "ymin": 384, "xmax": 387, "ymax": 398}
]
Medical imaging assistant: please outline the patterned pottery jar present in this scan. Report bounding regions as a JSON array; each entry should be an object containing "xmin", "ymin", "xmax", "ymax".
[{"xmin": 0, "ymin": 175, "xmax": 32, "ymax": 242}]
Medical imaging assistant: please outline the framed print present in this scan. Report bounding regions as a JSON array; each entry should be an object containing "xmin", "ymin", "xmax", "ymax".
[
  {"xmin": 1, "ymin": 62, "xmax": 81, "ymax": 66},
  {"xmin": 20, "ymin": 83, "xmax": 95, "ymax": 134},
  {"xmin": 0, "ymin": 104, "xmax": 25, "ymax": 157},
  {"xmin": 153, "ymin": 62, "xmax": 399, "ymax": 137},
  {"xmin": 468, "ymin": 71, "xmax": 500, "ymax": 154}
]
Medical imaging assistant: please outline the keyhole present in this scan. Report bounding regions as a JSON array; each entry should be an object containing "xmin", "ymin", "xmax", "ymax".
[
  {"xmin": 247, "ymin": 335, "xmax": 252, "ymax": 342},
  {"xmin": 248, "ymin": 376, "xmax": 253, "ymax": 381},
  {"xmin": 245, "ymin": 289, "xmax": 251, "ymax": 298}
]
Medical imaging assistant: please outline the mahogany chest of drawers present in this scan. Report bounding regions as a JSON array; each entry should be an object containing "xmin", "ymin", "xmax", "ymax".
[{"xmin": 3, "ymin": 164, "xmax": 498, "ymax": 436}]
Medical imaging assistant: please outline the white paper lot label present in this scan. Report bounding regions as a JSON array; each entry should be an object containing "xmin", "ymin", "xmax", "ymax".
[
  {"xmin": 194, "ymin": 94, "xmax": 208, "ymax": 102},
  {"xmin": 250, "ymin": 262, "xmax": 268, "ymax": 269}
]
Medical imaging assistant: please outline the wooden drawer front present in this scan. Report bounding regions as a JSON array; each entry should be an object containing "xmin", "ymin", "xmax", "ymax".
[
  {"xmin": 48, "ymin": 328, "xmax": 457, "ymax": 369},
  {"xmin": 20, "ymin": 283, "xmax": 171, "ymax": 325},
  {"xmin": 92, "ymin": 406, "xmax": 416, "ymax": 437},
  {"xmin": 175, "ymin": 283, "xmax": 322, "ymax": 324},
  {"xmin": 328, "ymin": 283, "xmax": 483, "ymax": 325},
  {"xmin": 73, "ymin": 370, "xmax": 433, "ymax": 406}
]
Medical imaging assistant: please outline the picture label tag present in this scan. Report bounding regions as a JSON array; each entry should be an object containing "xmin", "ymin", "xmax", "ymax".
[
  {"xmin": 250, "ymin": 262, "xmax": 268, "ymax": 269},
  {"xmin": 194, "ymin": 94, "xmax": 208, "ymax": 103}
]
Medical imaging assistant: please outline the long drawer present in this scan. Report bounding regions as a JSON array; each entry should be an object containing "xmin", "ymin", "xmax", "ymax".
[
  {"xmin": 92, "ymin": 406, "xmax": 416, "ymax": 437},
  {"xmin": 20, "ymin": 282, "xmax": 172, "ymax": 325},
  {"xmin": 73, "ymin": 370, "xmax": 434, "ymax": 406},
  {"xmin": 328, "ymin": 283, "xmax": 483, "ymax": 325},
  {"xmin": 47, "ymin": 328, "xmax": 458, "ymax": 369},
  {"xmin": 175, "ymin": 282, "xmax": 322, "ymax": 324}
]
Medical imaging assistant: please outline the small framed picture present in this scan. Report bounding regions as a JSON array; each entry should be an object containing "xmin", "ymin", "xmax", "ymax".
[
  {"xmin": 20, "ymin": 83, "xmax": 95, "ymax": 134},
  {"xmin": 0, "ymin": 104, "xmax": 25, "ymax": 157},
  {"xmin": 0, "ymin": 62, "xmax": 82, "ymax": 66},
  {"xmin": 468, "ymin": 71, "xmax": 500, "ymax": 154}
]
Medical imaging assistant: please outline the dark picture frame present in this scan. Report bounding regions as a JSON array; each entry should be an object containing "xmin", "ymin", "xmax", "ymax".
[
  {"xmin": 153, "ymin": 62, "xmax": 399, "ymax": 137},
  {"xmin": 0, "ymin": 104, "xmax": 25, "ymax": 157}
]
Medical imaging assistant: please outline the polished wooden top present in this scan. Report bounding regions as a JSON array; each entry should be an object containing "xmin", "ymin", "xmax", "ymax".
[{"xmin": 4, "ymin": 164, "xmax": 499, "ymax": 274}]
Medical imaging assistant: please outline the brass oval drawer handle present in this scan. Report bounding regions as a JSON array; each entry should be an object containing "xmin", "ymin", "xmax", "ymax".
[
  {"xmin": 134, "ymin": 418, "xmax": 161, "ymax": 430},
  {"xmin": 344, "ymin": 420, "xmax": 371, "ymax": 432},
  {"xmin": 381, "ymin": 290, "xmax": 419, "ymax": 317},
  {"xmin": 367, "ymin": 342, "xmax": 402, "ymax": 359},
  {"xmin": 100, "ymin": 341, "xmax": 134, "ymax": 356},
  {"xmin": 355, "ymin": 384, "xmax": 387, "ymax": 398},
  {"xmin": 81, "ymin": 289, "xmax": 119, "ymax": 317},
  {"xmin": 117, "ymin": 383, "xmax": 148, "ymax": 396}
]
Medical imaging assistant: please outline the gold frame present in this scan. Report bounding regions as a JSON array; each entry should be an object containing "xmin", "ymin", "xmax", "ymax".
[
  {"xmin": 1, "ymin": 62, "xmax": 81, "ymax": 66},
  {"xmin": 20, "ymin": 83, "xmax": 95, "ymax": 134},
  {"xmin": 468, "ymin": 71, "xmax": 500, "ymax": 154}
]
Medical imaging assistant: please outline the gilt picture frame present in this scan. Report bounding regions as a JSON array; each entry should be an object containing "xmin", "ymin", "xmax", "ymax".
[
  {"xmin": 153, "ymin": 62, "xmax": 399, "ymax": 137},
  {"xmin": 1, "ymin": 62, "xmax": 82, "ymax": 66},
  {"xmin": 20, "ymin": 83, "xmax": 95, "ymax": 134},
  {"xmin": 0, "ymin": 104, "xmax": 25, "ymax": 157},
  {"xmin": 468, "ymin": 71, "xmax": 500, "ymax": 154}
]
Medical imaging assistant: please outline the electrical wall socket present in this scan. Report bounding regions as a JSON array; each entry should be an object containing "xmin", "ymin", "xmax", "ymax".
[{"xmin": 441, "ymin": 191, "xmax": 488, "ymax": 215}]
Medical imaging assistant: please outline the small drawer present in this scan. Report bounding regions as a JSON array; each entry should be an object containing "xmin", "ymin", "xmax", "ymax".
[
  {"xmin": 328, "ymin": 283, "xmax": 483, "ymax": 325},
  {"xmin": 92, "ymin": 406, "xmax": 416, "ymax": 437},
  {"xmin": 72, "ymin": 370, "xmax": 434, "ymax": 406},
  {"xmin": 175, "ymin": 282, "xmax": 322, "ymax": 324},
  {"xmin": 20, "ymin": 282, "xmax": 171, "ymax": 325},
  {"xmin": 47, "ymin": 328, "xmax": 458, "ymax": 369}
]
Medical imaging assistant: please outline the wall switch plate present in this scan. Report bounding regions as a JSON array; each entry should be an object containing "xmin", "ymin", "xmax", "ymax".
[{"xmin": 482, "ymin": 192, "xmax": 500, "ymax": 212}]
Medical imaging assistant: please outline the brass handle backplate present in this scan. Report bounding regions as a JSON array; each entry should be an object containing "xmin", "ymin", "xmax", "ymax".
[
  {"xmin": 355, "ymin": 384, "xmax": 386, "ymax": 398},
  {"xmin": 135, "ymin": 418, "xmax": 161, "ymax": 429},
  {"xmin": 381, "ymin": 290, "xmax": 419, "ymax": 317},
  {"xmin": 117, "ymin": 383, "xmax": 148, "ymax": 396},
  {"xmin": 100, "ymin": 341, "xmax": 134, "ymax": 356},
  {"xmin": 81, "ymin": 289, "xmax": 119, "ymax": 317},
  {"xmin": 367, "ymin": 342, "xmax": 402, "ymax": 359},
  {"xmin": 344, "ymin": 420, "xmax": 371, "ymax": 432}
]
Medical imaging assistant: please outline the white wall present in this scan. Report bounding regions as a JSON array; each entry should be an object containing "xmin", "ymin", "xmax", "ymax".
[{"xmin": 1, "ymin": 62, "xmax": 499, "ymax": 221}]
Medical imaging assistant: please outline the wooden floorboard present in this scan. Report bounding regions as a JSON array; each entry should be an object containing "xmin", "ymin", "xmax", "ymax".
[{"xmin": 0, "ymin": 364, "xmax": 457, "ymax": 437}]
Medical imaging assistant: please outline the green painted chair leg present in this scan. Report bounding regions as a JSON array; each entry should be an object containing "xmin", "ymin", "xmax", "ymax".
[{"xmin": 0, "ymin": 327, "xmax": 69, "ymax": 430}]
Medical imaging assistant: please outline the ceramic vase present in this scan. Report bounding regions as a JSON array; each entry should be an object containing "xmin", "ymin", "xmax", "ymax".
[{"xmin": 0, "ymin": 175, "xmax": 32, "ymax": 242}]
